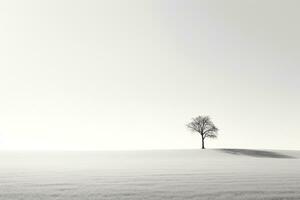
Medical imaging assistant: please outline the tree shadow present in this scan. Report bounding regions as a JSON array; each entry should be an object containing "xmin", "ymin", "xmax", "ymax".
[{"xmin": 219, "ymin": 149, "xmax": 295, "ymax": 159}]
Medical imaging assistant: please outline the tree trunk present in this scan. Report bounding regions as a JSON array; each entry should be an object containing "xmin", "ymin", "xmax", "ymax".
[{"xmin": 201, "ymin": 135, "xmax": 205, "ymax": 149}]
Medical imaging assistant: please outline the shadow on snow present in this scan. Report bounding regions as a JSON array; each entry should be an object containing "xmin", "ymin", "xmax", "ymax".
[{"xmin": 219, "ymin": 149, "xmax": 295, "ymax": 159}]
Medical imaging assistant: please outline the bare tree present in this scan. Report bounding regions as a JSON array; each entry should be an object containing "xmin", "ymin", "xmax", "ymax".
[{"xmin": 187, "ymin": 116, "xmax": 218, "ymax": 149}]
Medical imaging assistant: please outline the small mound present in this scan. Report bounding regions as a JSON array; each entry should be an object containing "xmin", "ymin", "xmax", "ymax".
[{"xmin": 219, "ymin": 148, "xmax": 295, "ymax": 159}]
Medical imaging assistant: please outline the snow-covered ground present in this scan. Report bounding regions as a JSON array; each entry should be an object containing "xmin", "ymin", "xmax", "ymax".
[{"xmin": 0, "ymin": 149, "xmax": 299, "ymax": 199}]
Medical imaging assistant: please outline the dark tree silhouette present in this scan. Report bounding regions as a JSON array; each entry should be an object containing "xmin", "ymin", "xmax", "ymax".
[{"xmin": 187, "ymin": 116, "xmax": 218, "ymax": 149}]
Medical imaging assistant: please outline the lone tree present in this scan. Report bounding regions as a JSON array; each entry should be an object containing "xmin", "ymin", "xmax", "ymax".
[{"xmin": 187, "ymin": 116, "xmax": 218, "ymax": 149}]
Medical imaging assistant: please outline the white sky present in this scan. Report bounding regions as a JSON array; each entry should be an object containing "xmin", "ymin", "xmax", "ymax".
[{"xmin": 0, "ymin": 0, "xmax": 299, "ymax": 150}]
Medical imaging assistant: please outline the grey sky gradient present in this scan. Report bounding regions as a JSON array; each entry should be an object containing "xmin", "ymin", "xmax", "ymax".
[{"xmin": 0, "ymin": 0, "xmax": 299, "ymax": 150}]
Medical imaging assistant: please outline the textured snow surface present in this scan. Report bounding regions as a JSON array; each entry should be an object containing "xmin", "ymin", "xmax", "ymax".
[{"xmin": 0, "ymin": 149, "xmax": 300, "ymax": 200}]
